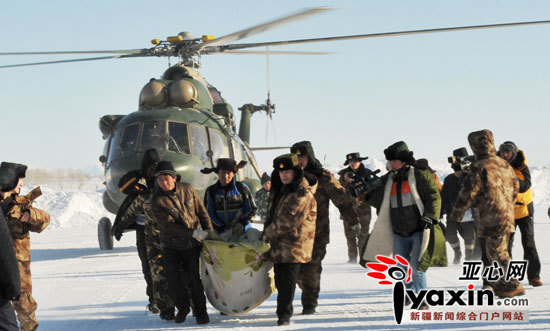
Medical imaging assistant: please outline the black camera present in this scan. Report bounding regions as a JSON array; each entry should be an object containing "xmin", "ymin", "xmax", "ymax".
[
  {"xmin": 447, "ymin": 155, "xmax": 476, "ymax": 172},
  {"xmin": 348, "ymin": 169, "xmax": 383, "ymax": 199}
]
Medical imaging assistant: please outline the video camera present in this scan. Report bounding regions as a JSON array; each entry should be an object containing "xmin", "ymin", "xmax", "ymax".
[
  {"xmin": 447, "ymin": 155, "xmax": 476, "ymax": 173},
  {"xmin": 347, "ymin": 169, "xmax": 383, "ymax": 199}
]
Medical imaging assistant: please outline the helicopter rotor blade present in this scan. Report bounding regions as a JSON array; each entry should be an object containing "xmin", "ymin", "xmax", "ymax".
[
  {"xmin": 0, "ymin": 49, "xmax": 146, "ymax": 56},
  {"xmin": 223, "ymin": 20, "xmax": 550, "ymax": 50},
  {"xmin": 215, "ymin": 50, "xmax": 331, "ymax": 55},
  {"xmin": 193, "ymin": 7, "xmax": 334, "ymax": 52},
  {"xmin": 0, "ymin": 54, "xmax": 143, "ymax": 69},
  {"xmin": 249, "ymin": 146, "xmax": 290, "ymax": 151}
]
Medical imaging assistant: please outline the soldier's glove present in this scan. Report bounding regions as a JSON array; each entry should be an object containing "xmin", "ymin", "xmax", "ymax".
[
  {"xmin": 350, "ymin": 223, "xmax": 361, "ymax": 235},
  {"xmin": 420, "ymin": 216, "xmax": 436, "ymax": 230},
  {"xmin": 192, "ymin": 229, "xmax": 209, "ymax": 241},
  {"xmin": 113, "ymin": 226, "xmax": 123, "ymax": 241},
  {"xmin": 232, "ymin": 223, "xmax": 245, "ymax": 239}
]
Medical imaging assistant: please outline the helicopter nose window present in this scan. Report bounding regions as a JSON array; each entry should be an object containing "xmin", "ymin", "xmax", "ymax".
[
  {"xmin": 190, "ymin": 125, "xmax": 209, "ymax": 163},
  {"xmin": 115, "ymin": 123, "xmax": 140, "ymax": 159},
  {"xmin": 168, "ymin": 122, "xmax": 190, "ymax": 154},
  {"xmin": 140, "ymin": 121, "xmax": 166, "ymax": 151}
]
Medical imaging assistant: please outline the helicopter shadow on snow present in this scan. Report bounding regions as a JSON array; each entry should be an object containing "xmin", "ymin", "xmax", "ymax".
[{"xmin": 32, "ymin": 245, "xmax": 136, "ymax": 262}]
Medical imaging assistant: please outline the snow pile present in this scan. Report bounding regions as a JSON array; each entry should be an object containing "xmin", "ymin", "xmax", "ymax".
[{"xmin": 23, "ymin": 180, "xmax": 112, "ymax": 229}]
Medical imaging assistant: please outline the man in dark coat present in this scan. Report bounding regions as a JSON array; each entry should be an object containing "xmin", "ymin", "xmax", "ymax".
[
  {"xmin": 498, "ymin": 141, "xmax": 542, "ymax": 287},
  {"xmin": 440, "ymin": 147, "xmax": 477, "ymax": 264},
  {"xmin": 290, "ymin": 141, "xmax": 359, "ymax": 315},
  {"xmin": 0, "ymin": 167, "xmax": 20, "ymax": 331},
  {"xmin": 151, "ymin": 161, "xmax": 213, "ymax": 324},
  {"xmin": 338, "ymin": 152, "xmax": 372, "ymax": 263}
]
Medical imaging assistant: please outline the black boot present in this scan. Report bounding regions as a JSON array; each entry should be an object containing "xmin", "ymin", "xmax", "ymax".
[
  {"xmin": 465, "ymin": 248, "xmax": 474, "ymax": 261},
  {"xmin": 196, "ymin": 313, "xmax": 210, "ymax": 325},
  {"xmin": 175, "ymin": 308, "xmax": 189, "ymax": 324},
  {"xmin": 159, "ymin": 308, "xmax": 175, "ymax": 321}
]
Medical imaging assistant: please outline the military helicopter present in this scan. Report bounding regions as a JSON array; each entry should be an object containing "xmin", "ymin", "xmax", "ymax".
[{"xmin": 1, "ymin": 7, "xmax": 549, "ymax": 250}]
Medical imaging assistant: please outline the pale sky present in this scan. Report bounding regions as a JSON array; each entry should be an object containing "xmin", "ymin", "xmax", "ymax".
[{"xmin": 1, "ymin": 0, "xmax": 549, "ymax": 173}]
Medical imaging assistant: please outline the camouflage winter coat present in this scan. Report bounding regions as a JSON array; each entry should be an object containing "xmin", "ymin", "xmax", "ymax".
[
  {"xmin": 313, "ymin": 169, "xmax": 359, "ymax": 244},
  {"xmin": 254, "ymin": 188, "xmax": 270, "ymax": 223},
  {"xmin": 451, "ymin": 130, "xmax": 519, "ymax": 237},
  {"xmin": 3, "ymin": 187, "xmax": 50, "ymax": 262},
  {"xmin": 264, "ymin": 177, "xmax": 317, "ymax": 263},
  {"xmin": 151, "ymin": 182, "xmax": 213, "ymax": 250},
  {"xmin": 120, "ymin": 192, "xmax": 162, "ymax": 249}
]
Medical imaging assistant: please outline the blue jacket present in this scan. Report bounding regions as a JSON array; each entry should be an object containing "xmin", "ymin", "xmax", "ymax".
[{"xmin": 205, "ymin": 179, "xmax": 257, "ymax": 233}]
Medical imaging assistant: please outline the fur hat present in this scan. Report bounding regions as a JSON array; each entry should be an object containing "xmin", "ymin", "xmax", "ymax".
[
  {"xmin": 0, "ymin": 162, "xmax": 27, "ymax": 179},
  {"xmin": 383, "ymin": 141, "xmax": 415, "ymax": 165},
  {"xmin": 155, "ymin": 161, "xmax": 180, "ymax": 181},
  {"xmin": 201, "ymin": 158, "xmax": 247, "ymax": 174},
  {"xmin": 344, "ymin": 152, "xmax": 368, "ymax": 166},
  {"xmin": 141, "ymin": 148, "xmax": 161, "ymax": 170},
  {"xmin": 273, "ymin": 154, "xmax": 300, "ymax": 171},
  {"xmin": 290, "ymin": 141, "xmax": 323, "ymax": 175},
  {"xmin": 0, "ymin": 166, "xmax": 17, "ymax": 193},
  {"xmin": 260, "ymin": 172, "xmax": 271, "ymax": 185},
  {"xmin": 498, "ymin": 141, "xmax": 518, "ymax": 159},
  {"xmin": 414, "ymin": 158, "xmax": 435, "ymax": 173}
]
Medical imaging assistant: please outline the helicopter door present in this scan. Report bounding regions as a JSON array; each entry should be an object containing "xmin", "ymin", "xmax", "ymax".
[
  {"xmin": 139, "ymin": 121, "xmax": 166, "ymax": 151},
  {"xmin": 206, "ymin": 128, "xmax": 230, "ymax": 166}
]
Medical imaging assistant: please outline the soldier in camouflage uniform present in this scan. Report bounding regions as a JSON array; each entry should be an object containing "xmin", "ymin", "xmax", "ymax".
[
  {"xmin": 254, "ymin": 172, "xmax": 271, "ymax": 223},
  {"xmin": 264, "ymin": 153, "xmax": 317, "ymax": 326},
  {"xmin": 118, "ymin": 192, "xmax": 176, "ymax": 320},
  {"xmin": 338, "ymin": 153, "xmax": 372, "ymax": 263},
  {"xmin": 0, "ymin": 162, "xmax": 50, "ymax": 331},
  {"xmin": 451, "ymin": 130, "xmax": 523, "ymax": 298},
  {"xmin": 112, "ymin": 149, "xmax": 160, "ymax": 313},
  {"xmin": 290, "ymin": 141, "xmax": 359, "ymax": 315}
]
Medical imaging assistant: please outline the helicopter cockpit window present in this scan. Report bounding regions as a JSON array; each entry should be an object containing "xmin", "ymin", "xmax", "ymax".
[
  {"xmin": 140, "ymin": 121, "xmax": 166, "ymax": 151},
  {"xmin": 208, "ymin": 128, "xmax": 230, "ymax": 162},
  {"xmin": 190, "ymin": 125, "xmax": 209, "ymax": 163},
  {"xmin": 115, "ymin": 123, "xmax": 140, "ymax": 159},
  {"xmin": 167, "ymin": 122, "xmax": 190, "ymax": 154}
]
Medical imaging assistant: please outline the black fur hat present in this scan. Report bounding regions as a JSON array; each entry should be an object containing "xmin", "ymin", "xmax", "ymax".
[
  {"xmin": 273, "ymin": 154, "xmax": 300, "ymax": 171},
  {"xmin": 260, "ymin": 172, "xmax": 271, "ymax": 185},
  {"xmin": 141, "ymin": 148, "xmax": 161, "ymax": 170},
  {"xmin": 0, "ymin": 162, "xmax": 27, "ymax": 193},
  {"xmin": 383, "ymin": 141, "xmax": 415, "ymax": 165},
  {"xmin": 0, "ymin": 162, "xmax": 27, "ymax": 179},
  {"xmin": 0, "ymin": 166, "xmax": 17, "ymax": 193},
  {"xmin": 414, "ymin": 158, "xmax": 435, "ymax": 173},
  {"xmin": 201, "ymin": 158, "xmax": 247, "ymax": 174},
  {"xmin": 453, "ymin": 147, "xmax": 469, "ymax": 158}
]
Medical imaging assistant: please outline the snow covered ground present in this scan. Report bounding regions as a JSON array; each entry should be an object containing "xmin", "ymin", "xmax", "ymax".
[{"xmin": 22, "ymin": 167, "xmax": 550, "ymax": 330}]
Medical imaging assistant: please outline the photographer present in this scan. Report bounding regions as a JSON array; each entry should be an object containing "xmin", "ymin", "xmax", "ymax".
[
  {"xmin": 358, "ymin": 142, "xmax": 443, "ymax": 309},
  {"xmin": 441, "ymin": 148, "xmax": 478, "ymax": 264},
  {"xmin": 338, "ymin": 153, "xmax": 373, "ymax": 263}
]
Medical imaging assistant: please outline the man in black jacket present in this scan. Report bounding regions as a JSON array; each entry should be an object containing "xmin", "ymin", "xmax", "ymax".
[{"xmin": 0, "ymin": 166, "xmax": 21, "ymax": 331}]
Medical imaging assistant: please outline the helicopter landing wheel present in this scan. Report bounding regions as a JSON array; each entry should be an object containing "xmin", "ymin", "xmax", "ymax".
[{"xmin": 98, "ymin": 217, "xmax": 114, "ymax": 250}]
